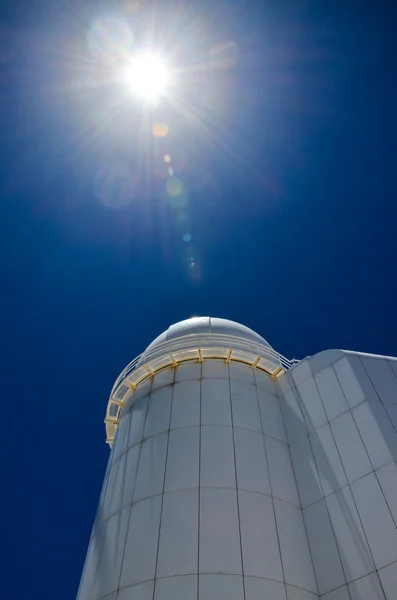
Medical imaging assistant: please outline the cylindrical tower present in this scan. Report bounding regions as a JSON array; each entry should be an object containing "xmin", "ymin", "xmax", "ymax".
[{"xmin": 77, "ymin": 317, "xmax": 316, "ymax": 600}]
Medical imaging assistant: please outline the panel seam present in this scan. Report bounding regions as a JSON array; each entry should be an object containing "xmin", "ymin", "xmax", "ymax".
[
  {"xmin": 255, "ymin": 379, "xmax": 289, "ymax": 600},
  {"xmin": 115, "ymin": 380, "xmax": 152, "ymax": 594},
  {"xmin": 197, "ymin": 365, "xmax": 202, "ymax": 600},
  {"xmin": 228, "ymin": 365, "xmax": 246, "ymax": 600},
  {"xmin": 151, "ymin": 370, "xmax": 174, "ymax": 600}
]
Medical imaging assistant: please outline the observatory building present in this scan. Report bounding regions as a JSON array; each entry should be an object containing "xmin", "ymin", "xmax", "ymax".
[{"xmin": 78, "ymin": 317, "xmax": 397, "ymax": 600}]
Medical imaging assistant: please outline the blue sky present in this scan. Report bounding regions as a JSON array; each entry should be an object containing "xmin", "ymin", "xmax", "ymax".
[{"xmin": 1, "ymin": 0, "xmax": 397, "ymax": 598}]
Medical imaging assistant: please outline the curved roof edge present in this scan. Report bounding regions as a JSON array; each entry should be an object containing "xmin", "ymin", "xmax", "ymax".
[{"xmin": 145, "ymin": 317, "xmax": 272, "ymax": 353}]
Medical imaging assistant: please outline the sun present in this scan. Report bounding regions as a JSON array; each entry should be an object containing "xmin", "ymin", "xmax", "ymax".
[{"xmin": 125, "ymin": 53, "xmax": 171, "ymax": 102}]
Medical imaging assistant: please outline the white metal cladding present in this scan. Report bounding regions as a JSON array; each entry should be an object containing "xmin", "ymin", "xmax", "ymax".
[
  {"xmin": 78, "ymin": 360, "xmax": 317, "ymax": 600},
  {"xmin": 282, "ymin": 350, "xmax": 397, "ymax": 599},
  {"xmin": 105, "ymin": 331, "xmax": 298, "ymax": 445},
  {"xmin": 78, "ymin": 342, "xmax": 397, "ymax": 600}
]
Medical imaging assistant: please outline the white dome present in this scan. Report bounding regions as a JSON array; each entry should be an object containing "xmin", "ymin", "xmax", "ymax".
[{"xmin": 145, "ymin": 317, "xmax": 271, "ymax": 352}]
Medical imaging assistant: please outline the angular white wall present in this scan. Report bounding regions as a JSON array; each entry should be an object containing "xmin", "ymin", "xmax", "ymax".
[{"xmin": 280, "ymin": 351, "xmax": 397, "ymax": 600}]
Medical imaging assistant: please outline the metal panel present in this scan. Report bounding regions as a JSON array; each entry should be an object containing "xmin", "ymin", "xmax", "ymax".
[
  {"xmin": 144, "ymin": 386, "xmax": 172, "ymax": 439},
  {"xmin": 201, "ymin": 379, "xmax": 232, "ymax": 426},
  {"xmin": 231, "ymin": 381, "xmax": 261, "ymax": 432},
  {"xmin": 275, "ymin": 499, "xmax": 317, "ymax": 594},
  {"xmin": 113, "ymin": 410, "xmax": 132, "ymax": 460},
  {"xmin": 303, "ymin": 499, "xmax": 345, "ymax": 594},
  {"xmin": 330, "ymin": 411, "xmax": 372, "ymax": 484},
  {"xmin": 352, "ymin": 401, "xmax": 397, "ymax": 470},
  {"xmin": 134, "ymin": 433, "xmax": 168, "ymax": 501},
  {"xmin": 376, "ymin": 461, "xmax": 397, "ymax": 523},
  {"xmin": 120, "ymin": 495, "xmax": 161, "ymax": 587},
  {"xmin": 245, "ymin": 578, "xmax": 286, "ymax": 600},
  {"xmin": 200, "ymin": 426, "xmax": 236, "ymax": 489},
  {"xmin": 157, "ymin": 489, "xmax": 199, "ymax": 578},
  {"xmin": 118, "ymin": 582, "xmax": 154, "ymax": 600},
  {"xmin": 349, "ymin": 572, "xmax": 385, "ymax": 600},
  {"xmin": 266, "ymin": 436, "xmax": 299, "ymax": 506},
  {"xmin": 199, "ymin": 488, "xmax": 242, "ymax": 575},
  {"xmin": 154, "ymin": 575, "xmax": 197, "ymax": 600},
  {"xmin": 315, "ymin": 366, "xmax": 349, "ymax": 422},
  {"xmin": 171, "ymin": 380, "xmax": 200, "ymax": 429},
  {"xmin": 326, "ymin": 486, "xmax": 375, "ymax": 582},
  {"xmin": 281, "ymin": 390, "xmax": 307, "ymax": 445},
  {"xmin": 165, "ymin": 427, "xmax": 199, "ymax": 493},
  {"xmin": 297, "ymin": 378, "xmax": 327, "ymax": 433},
  {"xmin": 257, "ymin": 388, "xmax": 286, "ymax": 443},
  {"xmin": 199, "ymin": 575, "xmax": 244, "ymax": 600},
  {"xmin": 334, "ymin": 356, "xmax": 377, "ymax": 409},
  {"xmin": 93, "ymin": 507, "xmax": 130, "ymax": 599},
  {"xmin": 309, "ymin": 424, "xmax": 347, "ymax": 497},
  {"xmin": 360, "ymin": 356, "xmax": 397, "ymax": 404},
  {"xmin": 128, "ymin": 397, "xmax": 149, "ymax": 449},
  {"xmin": 351, "ymin": 472, "xmax": 397, "ymax": 569},
  {"xmin": 290, "ymin": 436, "xmax": 323, "ymax": 508},
  {"xmin": 378, "ymin": 562, "xmax": 397, "ymax": 600},
  {"xmin": 239, "ymin": 490, "xmax": 283, "ymax": 581},
  {"xmin": 234, "ymin": 428, "xmax": 270, "ymax": 495}
]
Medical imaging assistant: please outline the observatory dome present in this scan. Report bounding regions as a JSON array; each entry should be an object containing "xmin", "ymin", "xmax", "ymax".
[{"xmin": 145, "ymin": 317, "xmax": 272, "ymax": 352}]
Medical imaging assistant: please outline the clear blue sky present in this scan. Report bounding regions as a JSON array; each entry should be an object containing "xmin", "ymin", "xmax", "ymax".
[{"xmin": 1, "ymin": 1, "xmax": 396, "ymax": 598}]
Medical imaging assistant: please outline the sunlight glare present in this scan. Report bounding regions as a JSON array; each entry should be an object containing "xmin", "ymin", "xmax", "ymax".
[{"xmin": 126, "ymin": 53, "xmax": 170, "ymax": 102}]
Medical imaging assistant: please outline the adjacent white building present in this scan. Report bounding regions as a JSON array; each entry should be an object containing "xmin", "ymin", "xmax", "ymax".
[{"xmin": 77, "ymin": 317, "xmax": 397, "ymax": 600}]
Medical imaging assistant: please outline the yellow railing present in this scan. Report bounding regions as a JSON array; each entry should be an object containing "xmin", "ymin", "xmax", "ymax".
[{"xmin": 105, "ymin": 333, "xmax": 297, "ymax": 445}]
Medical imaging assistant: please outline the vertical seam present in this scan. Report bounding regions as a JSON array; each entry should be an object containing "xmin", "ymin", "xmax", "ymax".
[
  {"xmin": 114, "ymin": 395, "xmax": 134, "ymax": 461},
  {"xmin": 345, "ymin": 373, "xmax": 396, "ymax": 599},
  {"xmin": 228, "ymin": 366, "xmax": 246, "ymax": 600},
  {"xmin": 310, "ymin": 375, "xmax": 354, "ymax": 597},
  {"xmin": 349, "ymin": 405, "xmax": 397, "ymax": 530},
  {"xmin": 287, "ymin": 383, "xmax": 323, "ymax": 597},
  {"xmin": 327, "ymin": 363, "xmax": 385, "ymax": 595},
  {"xmin": 115, "ymin": 383, "xmax": 151, "ymax": 594},
  {"xmin": 151, "ymin": 378, "xmax": 174, "ymax": 600},
  {"xmin": 358, "ymin": 355, "xmax": 397, "ymax": 433},
  {"xmin": 373, "ymin": 466, "xmax": 397, "ymax": 530},
  {"xmin": 343, "ymin": 358, "xmax": 397, "ymax": 531},
  {"xmin": 385, "ymin": 359, "xmax": 397, "ymax": 381},
  {"xmin": 255, "ymin": 377, "xmax": 289, "ymax": 600},
  {"xmin": 293, "ymin": 376, "xmax": 327, "ymax": 500},
  {"xmin": 334, "ymin": 358, "xmax": 397, "ymax": 530},
  {"xmin": 341, "ymin": 481, "xmax": 382, "ymax": 592},
  {"xmin": 359, "ymin": 354, "xmax": 397, "ymax": 435},
  {"xmin": 273, "ymin": 378, "xmax": 289, "ymax": 445},
  {"xmin": 290, "ymin": 435, "xmax": 321, "ymax": 598},
  {"xmin": 310, "ymin": 370, "xmax": 371, "ymax": 599},
  {"xmin": 282, "ymin": 382, "xmax": 308, "ymax": 445},
  {"xmin": 197, "ymin": 365, "xmax": 202, "ymax": 600}
]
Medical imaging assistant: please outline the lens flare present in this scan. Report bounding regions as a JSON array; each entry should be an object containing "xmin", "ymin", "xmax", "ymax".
[
  {"xmin": 166, "ymin": 177, "xmax": 184, "ymax": 197},
  {"xmin": 152, "ymin": 122, "xmax": 169, "ymax": 137},
  {"xmin": 125, "ymin": 53, "xmax": 171, "ymax": 102}
]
